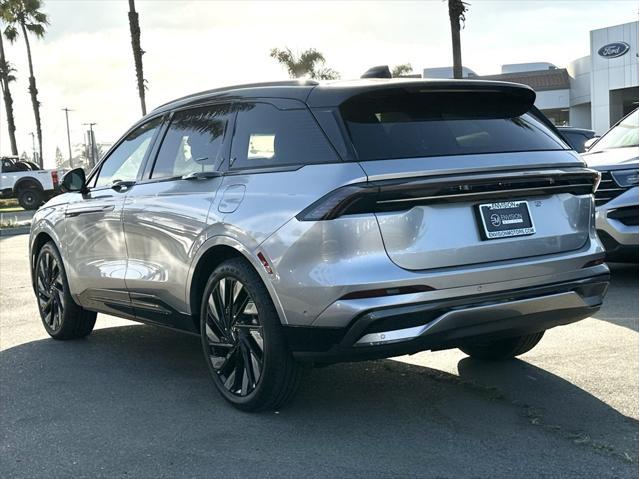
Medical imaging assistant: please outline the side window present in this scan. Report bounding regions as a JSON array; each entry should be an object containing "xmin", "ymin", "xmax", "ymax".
[
  {"xmin": 93, "ymin": 117, "xmax": 162, "ymax": 188},
  {"xmin": 2, "ymin": 160, "xmax": 18, "ymax": 173},
  {"xmin": 230, "ymin": 103, "xmax": 337, "ymax": 170},
  {"xmin": 151, "ymin": 105, "xmax": 229, "ymax": 179}
]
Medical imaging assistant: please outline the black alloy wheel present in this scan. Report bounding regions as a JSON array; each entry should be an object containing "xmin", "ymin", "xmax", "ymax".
[
  {"xmin": 204, "ymin": 276, "xmax": 264, "ymax": 397},
  {"xmin": 36, "ymin": 247, "xmax": 65, "ymax": 332},
  {"xmin": 200, "ymin": 259, "xmax": 301, "ymax": 411},
  {"xmin": 35, "ymin": 242, "xmax": 96, "ymax": 339}
]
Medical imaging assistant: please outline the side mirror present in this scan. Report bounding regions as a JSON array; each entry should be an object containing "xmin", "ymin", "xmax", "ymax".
[
  {"xmin": 583, "ymin": 137, "xmax": 599, "ymax": 151},
  {"xmin": 60, "ymin": 168, "xmax": 87, "ymax": 193}
]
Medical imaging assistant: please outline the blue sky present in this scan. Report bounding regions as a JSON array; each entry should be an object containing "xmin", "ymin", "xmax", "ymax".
[{"xmin": 0, "ymin": 0, "xmax": 636, "ymax": 165}]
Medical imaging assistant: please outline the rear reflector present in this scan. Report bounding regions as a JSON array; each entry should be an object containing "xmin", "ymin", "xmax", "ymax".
[
  {"xmin": 582, "ymin": 258, "xmax": 606, "ymax": 268},
  {"xmin": 257, "ymin": 252, "xmax": 273, "ymax": 275},
  {"xmin": 51, "ymin": 170, "xmax": 59, "ymax": 187},
  {"xmin": 339, "ymin": 285, "xmax": 434, "ymax": 300}
]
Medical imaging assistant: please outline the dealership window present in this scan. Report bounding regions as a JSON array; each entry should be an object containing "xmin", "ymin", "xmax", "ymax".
[{"xmin": 541, "ymin": 108, "xmax": 569, "ymax": 127}]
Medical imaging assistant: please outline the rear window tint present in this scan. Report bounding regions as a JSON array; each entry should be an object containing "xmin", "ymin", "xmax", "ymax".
[
  {"xmin": 340, "ymin": 89, "xmax": 566, "ymax": 161},
  {"xmin": 230, "ymin": 103, "xmax": 337, "ymax": 169}
]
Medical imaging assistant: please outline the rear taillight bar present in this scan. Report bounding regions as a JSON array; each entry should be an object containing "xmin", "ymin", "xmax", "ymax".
[{"xmin": 297, "ymin": 169, "xmax": 601, "ymax": 221}]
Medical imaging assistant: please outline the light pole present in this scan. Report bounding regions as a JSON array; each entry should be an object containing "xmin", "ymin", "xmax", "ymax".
[
  {"xmin": 83, "ymin": 122, "xmax": 97, "ymax": 169},
  {"xmin": 62, "ymin": 107, "xmax": 73, "ymax": 168},
  {"xmin": 29, "ymin": 132, "xmax": 36, "ymax": 163}
]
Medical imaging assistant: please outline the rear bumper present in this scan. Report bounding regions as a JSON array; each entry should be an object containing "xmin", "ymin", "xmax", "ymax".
[{"xmin": 285, "ymin": 274, "xmax": 609, "ymax": 363}]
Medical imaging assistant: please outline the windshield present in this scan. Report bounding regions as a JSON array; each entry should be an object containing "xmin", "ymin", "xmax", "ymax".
[{"xmin": 591, "ymin": 109, "xmax": 639, "ymax": 151}]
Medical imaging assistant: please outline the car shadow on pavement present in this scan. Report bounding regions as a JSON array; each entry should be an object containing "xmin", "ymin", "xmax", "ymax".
[
  {"xmin": 455, "ymin": 357, "xmax": 638, "ymax": 460},
  {"xmin": 1, "ymin": 324, "xmax": 637, "ymax": 477},
  {"xmin": 595, "ymin": 263, "xmax": 639, "ymax": 332}
]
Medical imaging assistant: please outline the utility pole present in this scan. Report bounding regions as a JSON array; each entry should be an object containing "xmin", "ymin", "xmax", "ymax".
[
  {"xmin": 29, "ymin": 132, "xmax": 36, "ymax": 163},
  {"xmin": 83, "ymin": 122, "xmax": 97, "ymax": 169},
  {"xmin": 62, "ymin": 108, "xmax": 73, "ymax": 168}
]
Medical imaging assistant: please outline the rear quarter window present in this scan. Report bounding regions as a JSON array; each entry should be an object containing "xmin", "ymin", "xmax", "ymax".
[
  {"xmin": 340, "ymin": 89, "xmax": 567, "ymax": 161},
  {"xmin": 230, "ymin": 103, "xmax": 338, "ymax": 170}
]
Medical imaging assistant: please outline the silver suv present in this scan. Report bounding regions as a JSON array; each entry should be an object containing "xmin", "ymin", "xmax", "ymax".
[
  {"xmin": 29, "ymin": 79, "xmax": 610, "ymax": 411},
  {"xmin": 582, "ymin": 108, "xmax": 639, "ymax": 262}
]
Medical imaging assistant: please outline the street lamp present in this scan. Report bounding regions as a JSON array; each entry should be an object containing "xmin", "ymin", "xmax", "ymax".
[
  {"xmin": 83, "ymin": 122, "xmax": 97, "ymax": 169},
  {"xmin": 62, "ymin": 107, "xmax": 73, "ymax": 168},
  {"xmin": 29, "ymin": 132, "xmax": 36, "ymax": 163}
]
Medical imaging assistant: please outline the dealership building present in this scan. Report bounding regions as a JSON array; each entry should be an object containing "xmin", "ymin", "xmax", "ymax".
[{"xmin": 423, "ymin": 21, "xmax": 639, "ymax": 135}]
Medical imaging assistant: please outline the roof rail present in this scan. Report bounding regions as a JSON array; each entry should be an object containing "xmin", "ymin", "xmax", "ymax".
[{"xmin": 152, "ymin": 80, "xmax": 319, "ymax": 111}]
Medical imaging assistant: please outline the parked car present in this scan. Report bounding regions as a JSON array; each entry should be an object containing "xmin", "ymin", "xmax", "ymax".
[
  {"xmin": 582, "ymin": 108, "xmax": 639, "ymax": 262},
  {"xmin": 29, "ymin": 79, "xmax": 609, "ymax": 411},
  {"xmin": 1, "ymin": 157, "xmax": 60, "ymax": 210},
  {"xmin": 557, "ymin": 126, "xmax": 597, "ymax": 153}
]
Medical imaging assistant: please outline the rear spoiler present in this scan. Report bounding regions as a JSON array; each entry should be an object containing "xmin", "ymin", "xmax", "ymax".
[{"xmin": 307, "ymin": 79, "xmax": 536, "ymax": 110}]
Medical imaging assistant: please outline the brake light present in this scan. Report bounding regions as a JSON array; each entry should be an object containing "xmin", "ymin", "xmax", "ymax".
[
  {"xmin": 296, "ymin": 170, "xmax": 600, "ymax": 221},
  {"xmin": 296, "ymin": 184, "xmax": 378, "ymax": 221},
  {"xmin": 51, "ymin": 170, "xmax": 59, "ymax": 187}
]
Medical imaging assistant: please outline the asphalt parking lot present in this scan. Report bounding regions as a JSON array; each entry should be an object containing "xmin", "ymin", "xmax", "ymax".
[{"xmin": 1, "ymin": 234, "xmax": 638, "ymax": 478}]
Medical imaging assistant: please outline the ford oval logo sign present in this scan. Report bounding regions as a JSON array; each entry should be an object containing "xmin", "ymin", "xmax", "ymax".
[{"xmin": 598, "ymin": 42, "xmax": 630, "ymax": 59}]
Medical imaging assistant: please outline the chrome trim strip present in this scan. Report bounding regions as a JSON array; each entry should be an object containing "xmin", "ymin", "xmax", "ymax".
[{"xmin": 355, "ymin": 291, "xmax": 589, "ymax": 346}]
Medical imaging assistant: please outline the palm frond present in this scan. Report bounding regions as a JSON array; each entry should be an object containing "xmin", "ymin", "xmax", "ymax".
[
  {"xmin": 0, "ymin": 58, "xmax": 17, "ymax": 81},
  {"xmin": 391, "ymin": 63, "xmax": 413, "ymax": 77},
  {"xmin": 314, "ymin": 66, "xmax": 340, "ymax": 80},
  {"xmin": 32, "ymin": 11, "xmax": 47, "ymax": 25},
  {"xmin": 3, "ymin": 25, "xmax": 18, "ymax": 42},
  {"xmin": 25, "ymin": 22, "xmax": 45, "ymax": 37},
  {"xmin": 270, "ymin": 46, "xmax": 339, "ymax": 80},
  {"xmin": 448, "ymin": 0, "xmax": 470, "ymax": 26}
]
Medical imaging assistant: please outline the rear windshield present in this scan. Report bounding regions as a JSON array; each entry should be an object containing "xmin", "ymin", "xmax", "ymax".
[{"xmin": 340, "ymin": 89, "xmax": 567, "ymax": 161}]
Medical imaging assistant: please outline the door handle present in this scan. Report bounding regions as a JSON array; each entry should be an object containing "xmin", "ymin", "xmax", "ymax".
[
  {"xmin": 182, "ymin": 171, "xmax": 223, "ymax": 180},
  {"xmin": 111, "ymin": 180, "xmax": 135, "ymax": 192},
  {"xmin": 65, "ymin": 205, "xmax": 115, "ymax": 217}
]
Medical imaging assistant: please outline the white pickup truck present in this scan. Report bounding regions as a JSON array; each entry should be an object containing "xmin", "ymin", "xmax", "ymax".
[{"xmin": 0, "ymin": 157, "xmax": 61, "ymax": 210}]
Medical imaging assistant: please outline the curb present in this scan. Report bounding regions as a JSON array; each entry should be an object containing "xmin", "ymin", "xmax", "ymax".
[{"xmin": 0, "ymin": 226, "xmax": 31, "ymax": 237}]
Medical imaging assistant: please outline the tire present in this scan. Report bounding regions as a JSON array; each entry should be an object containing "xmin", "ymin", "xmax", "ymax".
[
  {"xmin": 35, "ymin": 242, "xmax": 97, "ymax": 339},
  {"xmin": 200, "ymin": 258, "xmax": 301, "ymax": 412},
  {"xmin": 18, "ymin": 188, "xmax": 43, "ymax": 210},
  {"xmin": 459, "ymin": 331, "xmax": 545, "ymax": 361}
]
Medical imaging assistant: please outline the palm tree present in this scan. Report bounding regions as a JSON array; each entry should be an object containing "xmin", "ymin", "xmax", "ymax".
[
  {"xmin": 128, "ymin": 0, "xmax": 147, "ymax": 115},
  {"xmin": 270, "ymin": 47, "xmax": 340, "ymax": 80},
  {"xmin": 0, "ymin": 29, "xmax": 18, "ymax": 155},
  {"xmin": 448, "ymin": 0, "xmax": 469, "ymax": 79},
  {"xmin": 391, "ymin": 63, "xmax": 413, "ymax": 78},
  {"xmin": 1, "ymin": 0, "xmax": 48, "ymax": 166}
]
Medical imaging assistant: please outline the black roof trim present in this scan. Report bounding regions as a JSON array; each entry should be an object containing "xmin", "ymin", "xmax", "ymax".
[
  {"xmin": 152, "ymin": 80, "xmax": 319, "ymax": 113},
  {"xmin": 146, "ymin": 78, "xmax": 536, "ymax": 118}
]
